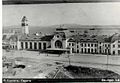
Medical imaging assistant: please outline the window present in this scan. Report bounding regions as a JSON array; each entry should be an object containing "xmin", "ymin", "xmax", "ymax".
[
  {"xmin": 95, "ymin": 49, "xmax": 97, "ymax": 53},
  {"xmin": 57, "ymin": 35, "xmax": 59, "ymax": 38},
  {"xmin": 77, "ymin": 45, "xmax": 79, "ymax": 48},
  {"xmin": 95, "ymin": 44, "xmax": 97, "ymax": 47},
  {"xmin": 105, "ymin": 49, "xmax": 107, "ymax": 54},
  {"xmin": 34, "ymin": 42, "xmax": 37, "ymax": 49},
  {"xmin": 30, "ymin": 42, "xmax": 32, "ymax": 49},
  {"xmin": 81, "ymin": 48, "xmax": 83, "ymax": 53},
  {"xmin": 25, "ymin": 42, "xmax": 28, "ymax": 49},
  {"xmin": 85, "ymin": 48, "xmax": 87, "ymax": 53},
  {"xmin": 85, "ymin": 44, "xmax": 86, "ymax": 47},
  {"xmin": 91, "ymin": 49, "xmax": 93, "ymax": 53},
  {"xmin": 72, "ymin": 43, "xmax": 74, "ymax": 46},
  {"xmin": 118, "ymin": 45, "xmax": 120, "ymax": 48},
  {"xmin": 55, "ymin": 40, "xmax": 62, "ymax": 48},
  {"xmin": 69, "ymin": 43, "xmax": 71, "ymax": 46},
  {"xmin": 118, "ymin": 41, "xmax": 120, "ymax": 43},
  {"xmin": 113, "ymin": 44, "xmax": 115, "ymax": 48},
  {"xmin": 21, "ymin": 42, "xmax": 23, "ymax": 49},
  {"xmin": 43, "ymin": 43, "xmax": 46, "ymax": 49},
  {"xmin": 39, "ymin": 43, "xmax": 41, "ymax": 49},
  {"xmin": 91, "ymin": 44, "xmax": 93, "ymax": 47},
  {"xmin": 13, "ymin": 46, "xmax": 14, "ymax": 49},
  {"xmin": 77, "ymin": 50, "xmax": 79, "ymax": 53},
  {"xmin": 108, "ymin": 49, "xmax": 110, "ymax": 55},
  {"xmin": 88, "ymin": 48, "xmax": 90, "ymax": 53},
  {"xmin": 87, "ymin": 39, "xmax": 90, "ymax": 41},
  {"xmin": 81, "ymin": 43, "xmax": 83, "ymax": 47},
  {"xmin": 72, "ymin": 48, "xmax": 74, "ymax": 53},
  {"xmin": 77, "ymin": 42, "xmax": 78, "ymax": 44},
  {"xmin": 118, "ymin": 50, "xmax": 120, "ymax": 55},
  {"xmin": 113, "ymin": 51, "xmax": 115, "ymax": 55},
  {"xmin": 105, "ymin": 44, "xmax": 107, "ymax": 47}
]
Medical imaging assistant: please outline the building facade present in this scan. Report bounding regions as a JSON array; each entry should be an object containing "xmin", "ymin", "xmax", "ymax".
[
  {"xmin": 3, "ymin": 16, "xmax": 120, "ymax": 55},
  {"xmin": 110, "ymin": 34, "xmax": 120, "ymax": 55},
  {"xmin": 2, "ymin": 31, "xmax": 18, "ymax": 49}
]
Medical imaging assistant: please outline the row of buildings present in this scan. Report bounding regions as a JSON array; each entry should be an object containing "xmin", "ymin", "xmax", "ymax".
[{"xmin": 2, "ymin": 16, "xmax": 120, "ymax": 55}]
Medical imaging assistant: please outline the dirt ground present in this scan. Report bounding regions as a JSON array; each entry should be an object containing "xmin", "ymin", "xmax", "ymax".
[{"xmin": 2, "ymin": 49, "xmax": 120, "ymax": 78}]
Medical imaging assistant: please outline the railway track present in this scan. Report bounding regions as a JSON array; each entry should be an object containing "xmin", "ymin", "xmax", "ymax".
[{"xmin": 53, "ymin": 66, "xmax": 74, "ymax": 78}]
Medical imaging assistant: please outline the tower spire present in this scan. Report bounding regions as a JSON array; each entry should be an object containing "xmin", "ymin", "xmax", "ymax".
[{"xmin": 21, "ymin": 16, "xmax": 29, "ymax": 35}]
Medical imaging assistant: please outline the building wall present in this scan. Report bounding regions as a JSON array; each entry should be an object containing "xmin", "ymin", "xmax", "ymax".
[
  {"xmin": 19, "ymin": 40, "xmax": 49, "ymax": 51},
  {"xmin": 67, "ymin": 41, "xmax": 111, "ymax": 55},
  {"xmin": 51, "ymin": 34, "xmax": 66, "ymax": 49},
  {"xmin": 111, "ymin": 40, "xmax": 120, "ymax": 55}
]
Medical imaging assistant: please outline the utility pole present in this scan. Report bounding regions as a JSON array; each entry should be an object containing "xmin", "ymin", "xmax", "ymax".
[
  {"xmin": 67, "ymin": 47, "xmax": 71, "ymax": 66},
  {"xmin": 106, "ymin": 47, "xmax": 109, "ymax": 70},
  {"xmin": 68, "ymin": 51, "xmax": 71, "ymax": 66}
]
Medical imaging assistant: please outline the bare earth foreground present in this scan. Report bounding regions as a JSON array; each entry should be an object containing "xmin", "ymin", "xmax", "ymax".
[{"xmin": 2, "ymin": 50, "xmax": 120, "ymax": 78}]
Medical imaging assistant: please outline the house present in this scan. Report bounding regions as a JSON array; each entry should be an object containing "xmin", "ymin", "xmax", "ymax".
[
  {"xmin": 2, "ymin": 31, "xmax": 18, "ymax": 49},
  {"xmin": 110, "ymin": 33, "xmax": 120, "ymax": 55}
]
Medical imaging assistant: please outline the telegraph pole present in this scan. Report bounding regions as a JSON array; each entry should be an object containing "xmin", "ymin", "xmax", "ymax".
[{"xmin": 106, "ymin": 47, "xmax": 109, "ymax": 70}]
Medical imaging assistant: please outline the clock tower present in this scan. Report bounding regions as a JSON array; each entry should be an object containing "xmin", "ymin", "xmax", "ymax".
[{"xmin": 21, "ymin": 16, "xmax": 29, "ymax": 34}]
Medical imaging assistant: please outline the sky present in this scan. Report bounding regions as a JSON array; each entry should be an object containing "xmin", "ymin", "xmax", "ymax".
[{"xmin": 2, "ymin": 2, "xmax": 120, "ymax": 27}]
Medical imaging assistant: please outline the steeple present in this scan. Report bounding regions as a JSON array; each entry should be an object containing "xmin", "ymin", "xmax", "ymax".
[{"xmin": 21, "ymin": 16, "xmax": 29, "ymax": 34}]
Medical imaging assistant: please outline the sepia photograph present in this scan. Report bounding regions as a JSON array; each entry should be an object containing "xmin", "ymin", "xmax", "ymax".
[{"xmin": 2, "ymin": 0, "xmax": 120, "ymax": 82}]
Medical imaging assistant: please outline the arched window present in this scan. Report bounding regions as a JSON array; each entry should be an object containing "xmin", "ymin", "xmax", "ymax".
[
  {"xmin": 25, "ymin": 42, "xmax": 28, "ymax": 49},
  {"xmin": 34, "ymin": 42, "xmax": 37, "ymax": 49},
  {"xmin": 85, "ymin": 48, "xmax": 87, "ymax": 53},
  {"xmin": 39, "ymin": 43, "xmax": 41, "ymax": 49},
  {"xmin": 55, "ymin": 40, "xmax": 62, "ymax": 48},
  {"xmin": 30, "ymin": 42, "xmax": 32, "ymax": 49},
  {"xmin": 91, "ymin": 49, "xmax": 93, "ymax": 53},
  {"xmin": 81, "ymin": 48, "xmax": 83, "ymax": 53},
  {"xmin": 88, "ymin": 48, "xmax": 90, "ymax": 53},
  {"xmin": 43, "ymin": 43, "xmax": 46, "ymax": 50},
  {"xmin": 21, "ymin": 42, "xmax": 23, "ymax": 49}
]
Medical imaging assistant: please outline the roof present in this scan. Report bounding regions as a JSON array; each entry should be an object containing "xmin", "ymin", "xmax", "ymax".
[
  {"xmin": 19, "ymin": 34, "xmax": 54, "ymax": 41},
  {"xmin": 2, "ymin": 34, "xmax": 18, "ymax": 42},
  {"xmin": 54, "ymin": 29, "xmax": 72, "ymax": 39},
  {"xmin": 40, "ymin": 35, "xmax": 54, "ymax": 41},
  {"xmin": 111, "ymin": 33, "xmax": 120, "ymax": 43},
  {"xmin": 9, "ymin": 35, "xmax": 18, "ymax": 41},
  {"xmin": 19, "ymin": 34, "xmax": 43, "ymax": 41},
  {"xmin": 54, "ymin": 32, "xmax": 66, "ymax": 38},
  {"xmin": 67, "ymin": 34, "xmax": 111, "ymax": 43}
]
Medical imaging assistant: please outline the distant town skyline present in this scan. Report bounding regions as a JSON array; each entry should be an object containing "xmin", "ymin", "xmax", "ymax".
[{"xmin": 3, "ymin": 3, "xmax": 120, "ymax": 27}]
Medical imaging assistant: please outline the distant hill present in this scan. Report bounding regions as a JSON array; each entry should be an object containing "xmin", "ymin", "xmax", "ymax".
[
  {"xmin": 2, "ymin": 24, "xmax": 120, "ymax": 36},
  {"xmin": 2, "ymin": 25, "xmax": 57, "ymax": 34}
]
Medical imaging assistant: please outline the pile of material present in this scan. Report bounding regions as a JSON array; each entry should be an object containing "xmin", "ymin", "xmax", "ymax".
[{"xmin": 64, "ymin": 65, "xmax": 120, "ymax": 78}]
